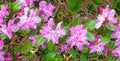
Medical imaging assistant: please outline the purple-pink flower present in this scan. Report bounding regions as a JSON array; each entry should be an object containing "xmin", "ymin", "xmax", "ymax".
[
  {"xmin": 66, "ymin": 25, "xmax": 89, "ymax": 51},
  {"xmin": 0, "ymin": 40, "xmax": 4, "ymax": 50},
  {"xmin": 4, "ymin": 52, "xmax": 12, "ymax": 61},
  {"xmin": 111, "ymin": 24, "xmax": 120, "ymax": 39},
  {"xmin": 39, "ymin": 1, "xmax": 55, "ymax": 21},
  {"xmin": 0, "ymin": 51, "xmax": 5, "ymax": 61},
  {"xmin": 95, "ymin": 5, "xmax": 117, "ymax": 29},
  {"xmin": 29, "ymin": 35, "xmax": 37, "ymax": 46},
  {"xmin": 0, "ymin": 5, "xmax": 9, "ymax": 24},
  {"xmin": 18, "ymin": 7, "xmax": 41, "ymax": 30},
  {"xmin": 112, "ymin": 47, "xmax": 120, "ymax": 58},
  {"xmin": 17, "ymin": 0, "xmax": 38, "ymax": 7},
  {"xmin": 40, "ymin": 18, "xmax": 66, "ymax": 44},
  {"xmin": 60, "ymin": 44, "xmax": 69, "ymax": 53},
  {"xmin": 88, "ymin": 35, "xmax": 107, "ymax": 54},
  {"xmin": 0, "ymin": 24, "xmax": 12, "ymax": 39}
]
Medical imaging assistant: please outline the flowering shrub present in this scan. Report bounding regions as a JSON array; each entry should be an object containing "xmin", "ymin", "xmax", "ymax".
[{"xmin": 0, "ymin": 0, "xmax": 120, "ymax": 61}]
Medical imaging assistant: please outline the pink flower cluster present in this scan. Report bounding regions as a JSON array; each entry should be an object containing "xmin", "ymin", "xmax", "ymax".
[
  {"xmin": 66, "ymin": 25, "xmax": 89, "ymax": 51},
  {"xmin": 88, "ymin": 35, "xmax": 107, "ymax": 54},
  {"xmin": 95, "ymin": 5, "xmax": 118, "ymax": 29},
  {"xmin": 40, "ymin": 18, "xmax": 66, "ymax": 44},
  {"xmin": 0, "ymin": 40, "xmax": 12, "ymax": 61},
  {"xmin": 111, "ymin": 25, "xmax": 120, "ymax": 58},
  {"xmin": 39, "ymin": 1, "xmax": 55, "ymax": 21}
]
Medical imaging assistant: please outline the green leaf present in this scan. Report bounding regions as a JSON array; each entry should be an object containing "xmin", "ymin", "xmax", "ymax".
[
  {"xmin": 81, "ymin": 45, "xmax": 89, "ymax": 54},
  {"xmin": 112, "ymin": 0, "xmax": 119, "ymax": 9},
  {"xmin": 106, "ymin": 55, "xmax": 116, "ymax": 61},
  {"xmin": 84, "ymin": 20, "xmax": 97, "ymax": 30},
  {"xmin": 70, "ymin": 18, "xmax": 80, "ymax": 26},
  {"xmin": 87, "ymin": 3, "xmax": 98, "ymax": 13},
  {"xmin": 86, "ymin": 32, "xmax": 95, "ymax": 42},
  {"xmin": 105, "ymin": 23, "xmax": 115, "ymax": 31},
  {"xmin": 88, "ymin": 53, "xmax": 98, "ymax": 58},
  {"xmin": 93, "ymin": 0, "xmax": 102, "ymax": 4},
  {"xmin": 47, "ymin": 41, "xmax": 56, "ymax": 51},
  {"xmin": 35, "ymin": 35, "xmax": 46, "ymax": 47},
  {"xmin": 55, "ymin": 54, "xmax": 63, "ymax": 61},
  {"xmin": 20, "ymin": 41, "xmax": 32, "ymax": 54},
  {"xmin": 11, "ymin": 46, "xmax": 21, "ymax": 58},
  {"xmin": 44, "ymin": 51, "xmax": 57, "ymax": 61},
  {"xmin": 70, "ymin": 49, "xmax": 79, "ymax": 59},
  {"xmin": 68, "ymin": 0, "xmax": 82, "ymax": 12},
  {"xmin": 108, "ymin": 40, "xmax": 116, "ymax": 50},
  {"xmin": 8, "ymin": 2, "xmax": 22, "ymax": 14},
  {"xmin": 100, "ymin": 36, "xmax": 111, "ymax": 42},
  {"xmin": 80, "ymin": 55, "xmax": 87, "ymax": 61}
]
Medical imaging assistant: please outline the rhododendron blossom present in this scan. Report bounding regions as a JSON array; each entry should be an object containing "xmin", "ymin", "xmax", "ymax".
[
  {"xmin": 66, "ymin": 25, "xmax": 89, "ymax": 51},
  {"xmin": 112, "ymin": 47, "xmax": 120, "ymax": 58},
  {"xmin": 29, "ymin": 35, "xmax": 37, "ymax": 46},
  {"xmin": 89, "ymin": 35, "xmax": 107, "ymax": 54},
  {"xmin": 111, "ymin": 24, "xmax": 120, "ymax": 39},
  {"xmin": 40, "ymin": 18, "xmax": 66, "ymax": 44},
  {"xmin": 95, "ymin": 5, "xmax": 117, "ymax": 29},
  {"xmin": 18, "ymin": 7, "xmax": 41, "ymax": 30},
  {"xmin": 17, "ymin": 0, "xmax": 38, "ymax": 7},
  {"xmin": 0, "ymin": 5, "xmax": 9, "ymax": 24},
  {"xmin": 39, "ymin": 1, "xmax": 55, "ymax": 21},
  {"xmin": 60, "ymin": 44, "xmax": 69, "ymax": 53}
]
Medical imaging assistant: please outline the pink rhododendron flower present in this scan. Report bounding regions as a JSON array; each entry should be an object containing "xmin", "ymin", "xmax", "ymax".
[
  {"xmin": 60, "ymin": 44, "xmax": 69, "ymax": 53},
  {"xmin": 89, "ymin": 35, "xmax": 107, "ymax": 54},
  {"xmin": 16, "ymin": 51, "xmax": 24, "ymax": 60},
  {"xmin": 40, "ymin": 18, "xmax": 66, "ymax": 44},
  {"xmin": 111, "ymin": 24, "xmax": 120, "ymax": 39},
  {"xmin": 8, "ymin": 18, "xmax": 20, "ymax": 32},
  {"xmin": 0, "ymin": 5, "xmax": 9, "ymax": 24},
  {"xmin": 0, "ymin": 40, "xmax": 5, "ymax": 61},
  {"xmin": 18, "ymin": 7, "xmax": 41, "ymax": 30},
  {"xmin": 0, "ymin": 24, "xmax": 12, "ymax": 39},
  {"xmin": 41, "ymin": 43, "xmax": 46, "ymax": 49},
  {"xmin": 17, "ymin": 0, "xmax": 38, "ymax": 7},
  {"xmin": 66, "ymin": 25, "xmax": 89, "ymax": 51},
  {"xmin": 0, "ymin": 51, "xmax": 5, "ymax": 61},
  {"xmin": 29, "ymin": 35, "xmax": 37, "ymax": 46},
  {"xmin": 4, "ymin": 52, "xmax": 12, "ymax": 61},
  {"xmin": 0, "ymin": 40, "xmax": 4, "ymax": 50},
  {"xmin": 112, "ymin": 47, "xmax": 120, "ymax": 58},
  {"xmin": 39, "ymin": 1, "xmax": 55, "ymax": 21},
  {"xmin": 95, "ymin": 5, "xmax": 117, "ymax": 29}
]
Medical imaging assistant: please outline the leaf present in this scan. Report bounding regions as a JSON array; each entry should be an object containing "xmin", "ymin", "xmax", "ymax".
[
  {"xmin": 86, "ymin": 32, "xmax": 95, "ymax": 42},
  {"xmin": 35, "ymin": 35, "xmax": 46, "ymax": 47},
  {"xmin": 70, "ymin": 49, "xmax": 79, "ymax": 59},
  {"xmin": 44, "ymin": 51, "xmax": 57, "ymax": 61},
  {"xmin": 93, "ymin": 0, "xmax": 102, "ymax": 4},
  {"xmin": 8, "ymin": 2, "xmax": 22, "ymax": 14},
  {"xmin": 111, "ymin": 0, "xmax": 119, "ymax": 9},
  {"xmin": 20, "ymin": 41, "xmax": 32, "ymax": 54},
  {"xmin": 70, "ymin": 18, "xmax": 80, "ymax": 26},
  {"xmin": 108, "ymin": 40, "xmax": 116, "ymax": 50},
  {"xmin": 106, "ymin": 55, "xmax": 116, "ymax": 61},
  {"xmin": 68, "ymin": 0, "xmax": 82, "ymax": 12},
  {"xmin": 55, "ymin": 54, "xmax": 63, "ymax": 61},
  {"xmin": 47, "ymin": 41, "xmax": 56, "ymax": 51},
  {"xmin": 84, "ymin": 20, "xmax": 97, "ymax": 30},
  {"xmin": 11, "ymin": 46, "xmax": 21, "ymax": 58},
  {"xmin": 100, "ymin": 36, "xmax": 111, "ymax": 42},
  {"xmin": 81, "ymin": 45, "xmax": 89, "ymax": 54},
  {"xmin": 105, "ymin": 23, "xmax": 115, "ymax": 31},
  {"xmin": 87, "ymin": 3, "xmax": 98, "ymax": 13},
  {"xmin": 88, "ymin": 53, "xmax": 98, "ymax": 58},
  {"xmin": 80, "ymin": 55, "xmax": 87, "ymax": 61}
]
